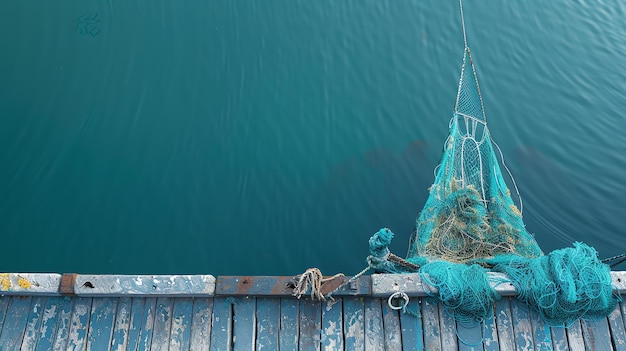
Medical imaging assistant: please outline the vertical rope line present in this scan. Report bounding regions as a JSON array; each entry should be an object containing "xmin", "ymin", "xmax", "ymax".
[
  {"xmin": 457, "ymin": 0, "xmax": 487, "ymax": 124},
  {"xmin": 459, "ymin": 0, "xmax": 468, "ymax": 49}
]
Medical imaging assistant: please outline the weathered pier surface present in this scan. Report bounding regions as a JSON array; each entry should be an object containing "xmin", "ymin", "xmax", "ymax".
[{"xmin": 0, "ymin": 272, "xmax": 625, "ymax": 350}]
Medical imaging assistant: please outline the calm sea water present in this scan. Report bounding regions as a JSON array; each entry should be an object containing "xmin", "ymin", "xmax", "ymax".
[{"xmin": 1, "ymin": 0, "xmax": 625, "ymax": 275}]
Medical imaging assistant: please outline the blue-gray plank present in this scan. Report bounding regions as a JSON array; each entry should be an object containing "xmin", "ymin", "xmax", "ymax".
[
  {"xmin": 321, "ymin": 298, "xmax": 343, "ymax": 351},
  {"xmin": 169, "ymin": 297, "xmax": 193, "ymax": 351},
  {"xmin": 87, "ymin": 297, "xmax": 118, "ymax": 350},
  {"xmin": 299, "ymin": 298, "xmax": 322, "ymax": 351},
  {"xmin": 256, "ymin": 298, "xmax": 280, "ymax": 351},
  {"xmin": 0, "ymin": 296, "xmax": 32, "ymax": 350},
  {"xmin": 342, "ymin": 297, "xmax": 365, "ymax": 351},
  {"xmin": 399, "ymin": 299, "xmax": 423, "ymax": 351},
  {"xmin": 232, "ymin": 297, "xmax": 256, "ymax": 351},
  {"xmin": 279, "ymin": 298, "xmax": 300, "ymax": 350},
  {"xmin": 209, "ymin": 297, "xmax": 232, "ymax": 351},
  {"xmin": 0, "ymin": 293, "xmax": 624, "ymax": 350}
]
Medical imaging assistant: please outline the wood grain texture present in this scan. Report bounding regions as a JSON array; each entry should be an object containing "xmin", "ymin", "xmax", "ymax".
[
  {"xmin": 169, "ymin": 297, "xmax": 194, "ymax": 351},
  {"xmin": 608, "ymin": 302, "xmax": 626, "ymax": 351},
  {"xmin": 321, "ymin": 298, "xmax": 344, "ymax": 351},
  {"xmin": 189, "ymin": 297, "xmax": 214, "ymax": 351},
  {"xmin": 86, "ymin": 297, "xmax": 118, "ymax": 351},
  {"xmin": 209, "ymin": 297, "xmax": 233, "ymax": 351},
  {"xmin": 110, "ymin": 296, "xmax": 132, "ymax": 351},
  {"xmin": 279, "ymin": 298, "xmax": 300, "ymax": 351},
  {"xmin": 233, "ymin": 297, "xmax": 257, "ymax": 351},
  {"xmin": 422, "ymin": 297, "xmax": 442, "ymax": 351},
  {"xmin": 509, "ymin": 299, "xmax": 534, "ymax": 351},
  {"xmin": 255, "ymin": 298, "xmax": 280, "ymax": 351},
  {"xmin": 382, "ymin": 301, "xmax": 402, "ymax": 351},
  {"xmin": 342, "ymin": 297, "xmax": 365, "ymax": 351},
  {"xmin": 299, "ymin": 298, "xmax": 322, "ymax": 351},
  {"xmin": 364, "ymin": 298, "xmax": 384, "ymax": 351},
  {"xmin": 65, "ymin": 297, "xmax": 92, "ymax": 351},
  {"xmin": 495, "ymin": 298, "xmax": 515, "ymax": 351},
  {"xmin": 399, "ymin": 299, "xmax": 423, "ymax": 351},
  {"xmin": 581, "ymin": 318, "xmax": 612, "ymax": 351}
]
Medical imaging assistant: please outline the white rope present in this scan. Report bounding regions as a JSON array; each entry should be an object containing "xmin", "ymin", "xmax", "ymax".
[
  {"xmin": 492, "ymin": 139, "xmax": 524, "ymax": 215},
  {"xmin": 292, "ymin": 268, "xmax": 344, "ymax": 301},
  {"xmin": 459, "ymin": 0, "xmax": 468, "ymax": 49}
]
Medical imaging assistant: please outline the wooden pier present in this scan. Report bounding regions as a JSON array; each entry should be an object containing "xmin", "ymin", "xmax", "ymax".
[{"xmin": 0, "ymin": 272, "xmax": 625, "ymax": 350}]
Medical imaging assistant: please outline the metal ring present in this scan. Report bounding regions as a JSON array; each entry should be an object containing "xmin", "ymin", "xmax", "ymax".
[{"xmin": 388, "ymin": 291, "xmax": 409, "ymax": 310}]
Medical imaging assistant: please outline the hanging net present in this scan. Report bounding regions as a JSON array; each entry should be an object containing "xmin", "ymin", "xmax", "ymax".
[
  {"xmin": 406, "ymin": 48, "xmax": 543, "ymax": 264},
  {"xmin": 366, "ymin": 0, "xmax": 618, "ymax": 326}
]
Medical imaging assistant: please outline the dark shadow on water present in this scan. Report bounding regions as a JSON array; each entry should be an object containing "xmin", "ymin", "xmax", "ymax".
[
  {"xmin": 509, "ymin": 146, "xmax": 624, "ymax": 258},
  {"xmin": 313, "ymin": 140, "xmax": 435, "ymax": 266}
]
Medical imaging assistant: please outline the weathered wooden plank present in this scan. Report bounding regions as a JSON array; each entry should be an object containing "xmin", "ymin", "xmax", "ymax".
[
  {"xmin": 169, "ymin": 297, "xmax": 193, "ymax": 351},
  {"xmin": 216, "ymin": 276, "xmax": 371, "ymax": 297},
  {"xmin": 438, "ymin": 303, "xmax": 459, "ymax": 351},
  {"xmin": 494, "ymin": 298, "xmax": 515, "ymax": 351},
  {"xmin": 20, "ymin": 296, "xmax": 46, "ymax": 350},
  {"xmin": 372, "ymin": 273, "xmax": 516, "ymax": 297},
  {"xmin": 136, "ymin": 297, "xmax": 158, "ymax": 351},
  {"xmin": 0, "ymin": 296, "xmax": 31, "ymax": 349},
  {"xmin": 233, "ymin": 297, "xmax": 256, "ymax": 351},
  {"xmin": 150, "ymin": 297, "xmax": 174, "ymax": 351},
  {"xmin": 612, "ymin": 272, "xmax": 626, "ymax": 294},
  {"xmin": 580, "ymin": 318, "xmax": 612, "ymax": 351},
  {"xmin": 622, "ymin": 300, "xmax": 626, "ymax": 328},
  {"xmin": 509, "ymin": 299, "xmax": 534, "ymax": 351},
  {"xmin": 279, "ymin": 298, "xmax": 299, "ymax": 350},
  {"xmin": 456, "ymin": 322, "xmax": 483, "ymax": 351},
  {"xmin": 74, "ymin": 275, "xmax": 216, "ymax": 296},
  {"xmin": 189, "ymin": 297, "xmax": 214, "ymax": 351},
  {"xmin": 528, "ymin": 307, "xmax": 553, "ymax": 351},
  {"xmin": 209, "ymin": 297, "xmax": 233, "ymax": 351},
  {"xmin": 0, "ymin": 295, "xmax": 11, "ymax": 326},
  {"xmin": 321, "ymin": 298, "xmax": 344, "ymax": 351},
  {"xmin": 124, "ymin": 297, "xmax": 147, "ymax": 351},
  {"xmin": 34, "ymin": 296, "xmax": 67, "ymax": 351},
  {"xmin": 422, "ymin": 297, "xmax": 442, "ymax": 351},
  {"xmin": 299, "ymin": 298, "xmax": 322, "ymax": 351},
  {"xmin": 110, "ymin": 297, "xmax": 132, "ymax": 351},
  {"xmin": 342, "ymin": 297, "xmax": 364, "ymax": 351},
  {"xmin": 255, "ymin": 297, "xmax": 279, "ymax": 351},
  {"xmin": 565, "ymin": 320, "xmax": 585, "ymax": 351},
  {"xmin": 608, "ymin": 302, "xmax": 626, "ymax": 351},
  {"xmin": 0, "ymin": 273, "xmax": 62, "ymax": 296},
  {"xmin": 548, "ymin": 324, "xmax": 569, "ymax": 351},
  {"xmin": 86, "ymin": 297, "xmax": 118, "ymax": 350},
  {"xmin": 382, "ymin": 300, "xmax": 402, "ymax": 351},
  {"xmin": 399, "ymin": 299, "xmax": 423, "ymax": 351},
  {"xmin": 65, "ymin": 297, "xmax": 92, "ymax": 351},
  {"xmin": 482, "ymin": 309, "xmax": 500, "ymax": 351},
  {"xmin": 51, "ymin": 296, "xmax": 75, "ymax": 350},
  {"xmin": 364, "ymin": 298, "xmax": 384, "ymax": 351}
]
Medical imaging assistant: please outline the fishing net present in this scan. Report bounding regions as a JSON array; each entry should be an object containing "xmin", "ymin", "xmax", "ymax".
[
  {"xmin": 406, "ymin": 47, "xmax": 543, "ymax": 264},
  {"xmin": 366, "ymin": 0, "xmax": 618, "ymax": 326}
]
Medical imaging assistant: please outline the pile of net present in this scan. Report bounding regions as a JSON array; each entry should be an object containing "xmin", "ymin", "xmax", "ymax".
[{"xmin": 366, "ymin": 1, "xmax": 618, "ymax": 325}]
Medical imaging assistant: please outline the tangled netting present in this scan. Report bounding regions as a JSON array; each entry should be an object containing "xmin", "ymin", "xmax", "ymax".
[
  {"xmin": 486, "ymin": 242, "xmax": 617, "ymax": 325},
  {"xmin": 406, "ymin": 50, "xmax": 543, "ymax": 263},
  {"xmin": 365, "ymin": 0, "xmax": 618, "ymax": 326},
  {"xmin": 419, "ymin": 261, "xmax": 499, "ymax": 325}
]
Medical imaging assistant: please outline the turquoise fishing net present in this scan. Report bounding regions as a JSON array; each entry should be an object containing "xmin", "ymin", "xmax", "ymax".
[{"xmin": 367, "ymin": 45, "xmax": 618, "ymax": 325}]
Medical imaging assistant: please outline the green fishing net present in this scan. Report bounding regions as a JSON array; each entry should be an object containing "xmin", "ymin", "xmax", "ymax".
[{"xmin": 366, "ymin": 6, "xmax": 618, "ymax": 324}]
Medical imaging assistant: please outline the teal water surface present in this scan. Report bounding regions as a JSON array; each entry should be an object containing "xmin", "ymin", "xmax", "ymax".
[{"xmin": 1, "ymin": 0, "xmax": 625, "ymax": 275}]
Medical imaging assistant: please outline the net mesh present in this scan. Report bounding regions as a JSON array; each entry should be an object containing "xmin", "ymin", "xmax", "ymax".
[
  {"xmin": 365, "ymin": 7, "xmax": 618, "ymax": 324},
  {"xmin": 407, "ymin": 48, "xmax": 543, "ymax": 264}
]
